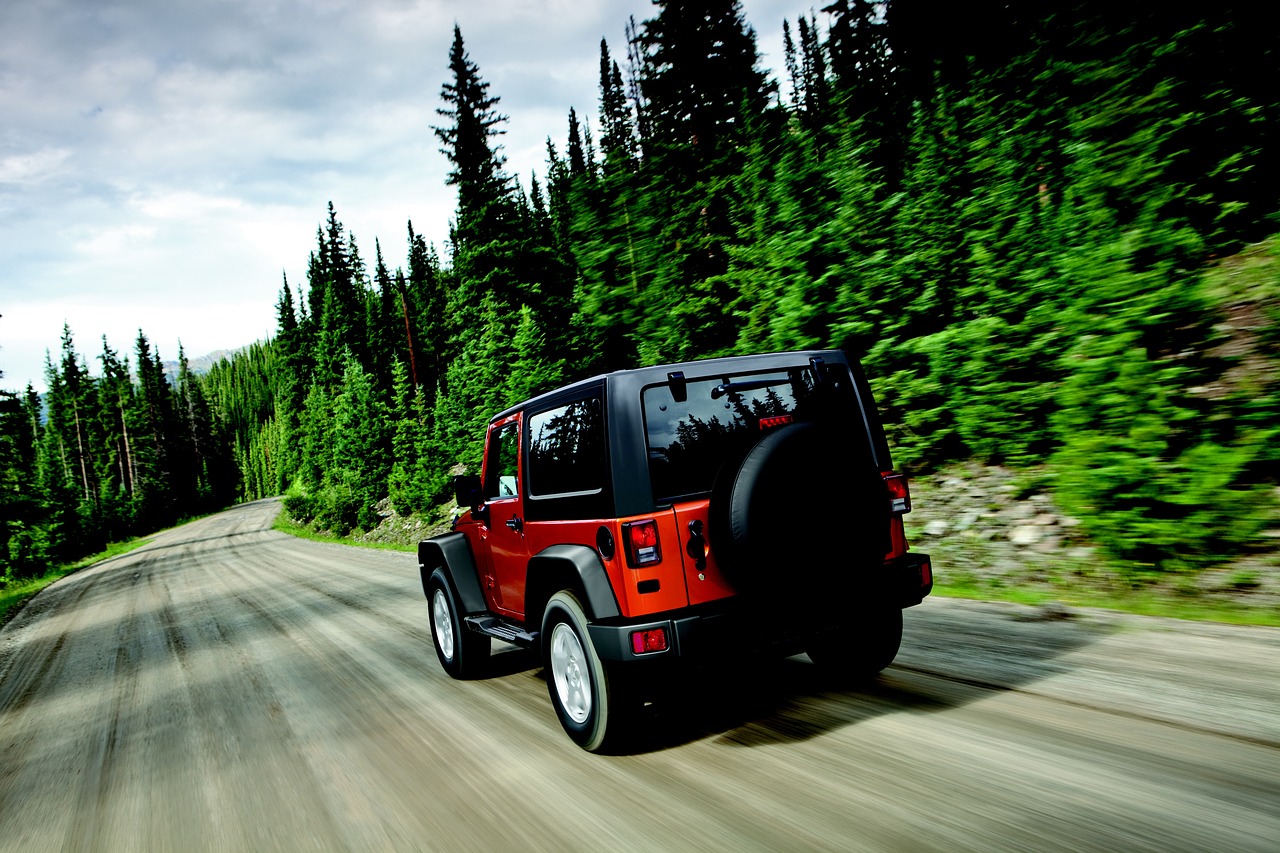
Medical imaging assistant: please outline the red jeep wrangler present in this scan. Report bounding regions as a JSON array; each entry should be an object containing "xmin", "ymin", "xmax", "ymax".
[{"xmin": 418, "ymin": 350, "xmax": 931, "ymax": 751}]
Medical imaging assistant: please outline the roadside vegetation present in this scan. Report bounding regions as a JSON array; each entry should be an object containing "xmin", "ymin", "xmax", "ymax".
[
  {"xmin": 0, "ymin": 536, "xmax": 152, "ymax": 627},
  {"xmin": 4, "ymin": 1, "xmax": 1277, "ymax": 622},
  {"xmin": 271, "ymin": 508, "xmax": 417, "ymax": 553}
]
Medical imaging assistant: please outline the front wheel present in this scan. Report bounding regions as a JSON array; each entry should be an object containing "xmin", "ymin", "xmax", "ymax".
[
  {"xmin": 427, "ymin": 568, "xmax": 490, "ymax": 679},
  {"xmin": 542, "ymin": 590, "xmax": 629, "ymax": 752},
  {"xmin": 807, "ymin": 605, "xmax": 903, "ymax": 682}
]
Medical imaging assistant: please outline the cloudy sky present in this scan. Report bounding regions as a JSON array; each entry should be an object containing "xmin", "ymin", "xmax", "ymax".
[{"xmin": 1, "ymin": 0, "xmax": 812, "ymax": 392}]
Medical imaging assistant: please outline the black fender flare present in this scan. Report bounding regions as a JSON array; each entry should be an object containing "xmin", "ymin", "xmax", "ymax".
[
  {"xmin": 418, "ymin": 532, "xmax": 487, "ymax": 614},
  {"xmin": 526, "ymin": 544, "xmax": 620, "ymax": 624}
]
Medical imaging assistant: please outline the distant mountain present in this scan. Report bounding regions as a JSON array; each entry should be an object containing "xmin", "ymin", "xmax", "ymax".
[{"xmin": 161, "ymin": 348, "xmax": 243, "ymax": 383}]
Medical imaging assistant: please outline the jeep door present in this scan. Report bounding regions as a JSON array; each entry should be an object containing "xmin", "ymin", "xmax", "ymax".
[{"xmin": 480, "ymin": 414, "xmax": 530, "ymax": 618}]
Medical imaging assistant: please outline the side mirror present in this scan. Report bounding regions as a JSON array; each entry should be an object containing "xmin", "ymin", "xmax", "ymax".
[{"xmin": 453, "ymin": 473, "xmax": 483, "ymax": 510}]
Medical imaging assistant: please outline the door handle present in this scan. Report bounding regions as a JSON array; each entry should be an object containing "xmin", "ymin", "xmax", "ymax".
[{"xmin": 505, "ymin": 516, "xmax": 523, "ymax": 533}]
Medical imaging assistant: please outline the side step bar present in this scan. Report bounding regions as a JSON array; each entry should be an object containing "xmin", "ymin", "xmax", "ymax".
[{"xmin": 464, "ymin": 615, "xmax": 539, "ymax": 647}]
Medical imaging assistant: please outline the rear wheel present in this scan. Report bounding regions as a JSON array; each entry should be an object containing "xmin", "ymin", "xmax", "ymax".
[
  {"xmin": 542, "ymin": 590, "xmax": 629, "ymax": 752},
  {"xmin": 806, "ymin": 605, "xmax": 903, "ymax": 682},
  {"xmin": 427, "ymin": 569, "xmax": 491, "ymax": 679}
]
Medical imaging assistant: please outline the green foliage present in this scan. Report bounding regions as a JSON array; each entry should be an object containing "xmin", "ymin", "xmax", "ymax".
[
  {"xmin": 1052, "ymin": 331, "xmax": 1273, "ymax": 574},
  {"xmin": 1, "ymin": 535, "xmax": 152, "ymax": 625},
  {"xmin": 388, "ymin": 359, "xmax": 443, "ymax": 517},
  {"xmin": 0, "ymin": 325, "xmax": 238, "ymax": 583},
  {"xmin": 331, "ymin": 354, "xmax": 390, "ymax": 531}
]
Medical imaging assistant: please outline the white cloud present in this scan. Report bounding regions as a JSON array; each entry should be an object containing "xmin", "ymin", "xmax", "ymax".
[
  {"xmin": 130, "ymin": 190, "xmax": 244, "ymax": 220},
  {"xmin": 0, "ymin": 148, "xmax": 71, "ymax": 185},
  {"xmin": 71, "ymin": 224, "xmax": 159, "ymax": 257}
]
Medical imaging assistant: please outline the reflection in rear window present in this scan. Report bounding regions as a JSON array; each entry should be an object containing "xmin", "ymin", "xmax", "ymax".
[
  {"xmin": 528, "ymin": 398, "xmax": 605, "ymax": 497},
  {"xmin": 644, "ymin": 369, "xmax": 853, "ymax": 502}
]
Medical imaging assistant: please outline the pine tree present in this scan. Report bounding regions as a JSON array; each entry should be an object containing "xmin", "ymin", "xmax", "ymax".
[
  {"xmin": 95, "ymin": 337, "xmax": 137, "ymax": 532},
  {"xmin": 435, "ymin": 25, "xmax": 510, "ymax": 239},
  {"xmin": 405, "ymin": 221, "xmax": 446, "ymax": 397},
  {"xmin": 0, "ymin": 375, "xmax": 41, "ymax": 580},
  {"xmin": 637, "ymin": 0, "xmax": 772, "ymax": 163},
  {"xmin": 567, "ymin": 107, "xmax": 588, "ymax": 178},
  {"xmin": 597, "ymin": 39, "xmax": 637, "ymax": 173},
  {"xmin": 367, "ymin": 240, "xmax": 399, "ymax": 395},
  {"xmin": 330, "ymin": 352, "xmax": 390, "ymax": 532}
]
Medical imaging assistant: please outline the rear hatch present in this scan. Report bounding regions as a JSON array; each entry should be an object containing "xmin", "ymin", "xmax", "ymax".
[{"xmin": 641, "ymin": 361, "xmax": 879, "ymax": 605}]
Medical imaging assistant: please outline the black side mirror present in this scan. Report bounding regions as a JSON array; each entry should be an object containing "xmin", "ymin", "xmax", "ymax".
[{"xmin": 453, "ymin": 473, "xmax": 483, "ymax": 510}]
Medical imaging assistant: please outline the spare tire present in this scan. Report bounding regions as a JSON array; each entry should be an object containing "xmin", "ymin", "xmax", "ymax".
[{"xmin": 707, "ymin": 422, "xmax": 890, "ymax": 600}]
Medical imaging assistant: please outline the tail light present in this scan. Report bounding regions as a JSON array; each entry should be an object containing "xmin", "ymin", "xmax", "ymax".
[
  {"xmin": 622, "ymin": 519, "xmax": 662, "ymax": 567},
  {"xmin": 630, "ymin": 628, "xmax": 669, "ymax": 655},
  {"xmin": 884, "ymin": 472, "xmax": 911, "ymax": 514}
]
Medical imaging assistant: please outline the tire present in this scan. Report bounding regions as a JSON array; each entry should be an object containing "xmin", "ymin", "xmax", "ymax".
[
  {"xmin": 806, "ymin": 604, "xmax": 903, "ymax": 682},
  {"xmin": 427, "ymin": 568, "xmax": 491, "ymax": 679},
  {"xmin": 708, "ymin": 422, "xmax": 889, "ymax": 599},
  {"xmin": 542, "ymin": 590, "xmax": 629, "ymax": 752}
]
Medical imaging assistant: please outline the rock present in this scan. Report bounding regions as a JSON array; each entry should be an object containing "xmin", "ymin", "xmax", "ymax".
[
  {"xmin": 924, "ymin": 519, "xmax": 950, "ymax": 537},
  {"xmin": 1010, "ymin": 525, "xmax": 1041, "ymax": 546},
  {"xmin": 1008, "ymin": 502, "xmax": 1036, "ymax": 521},
  {"xmin": 1038, "ymin": 601, "xmax": 1074, "ymax": 620},
  {"xmin": 1033, "ymin": 536, "xmax": 1061, "ymax": 553},
  {"xmin": 1033, "ymin": 512, "xmax": 1058, "ymax": 526}
]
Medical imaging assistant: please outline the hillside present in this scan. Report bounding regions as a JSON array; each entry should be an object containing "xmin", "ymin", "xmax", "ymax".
[{"xmin": 906, "ymin": 238, "xmax": 1280, "ymax": 619}]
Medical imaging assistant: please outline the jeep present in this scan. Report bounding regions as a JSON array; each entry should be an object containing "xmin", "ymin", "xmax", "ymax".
[{"xmin": 418, "ymin": 349, "xmax": 932, "ymax": 751}]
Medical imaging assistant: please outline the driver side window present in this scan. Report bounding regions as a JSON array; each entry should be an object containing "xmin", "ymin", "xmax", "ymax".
[{"xmin": 484, "ymin": 421, "xmax": 520, "ymax": 500}]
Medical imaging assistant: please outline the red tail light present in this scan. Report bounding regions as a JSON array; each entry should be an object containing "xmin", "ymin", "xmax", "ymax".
[
  {"xmin": 623, "ymin": 519, "xmax": 662, "ymax": 567},
  {"xmin": 884, "ymin": 472, "xmax": 911, "ymax": 514},
  {"xmin": 630, "ymin": 628, "xmax": 668, "ymax": 655},
  {"xmin": 759, "ymin": 414, "xmax": 794, "ymax": 430}
]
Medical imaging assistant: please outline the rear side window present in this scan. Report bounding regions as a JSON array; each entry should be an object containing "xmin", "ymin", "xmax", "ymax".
[
  {"xmin": 528, "ymin": 397, "xmax": 605, "ymax": 497},
  {"xmin": 643, "ymin": 367, "xmax": 863, "ymax": 503}
]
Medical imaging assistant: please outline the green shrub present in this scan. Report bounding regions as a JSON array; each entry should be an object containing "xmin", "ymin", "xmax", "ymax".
[
  {"xmin": 1052, "ymin": 330, "xmax": 1274, "ymax": 575},
  {"xmin": 281, "ymin": 483, "xmax": 317, "ymax": 524}
]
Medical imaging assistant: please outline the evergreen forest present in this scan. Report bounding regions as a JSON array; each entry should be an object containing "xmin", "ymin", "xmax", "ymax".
[{"xmin": 3, "ymin": 0, "xmax": 1279, "ymax": 590}]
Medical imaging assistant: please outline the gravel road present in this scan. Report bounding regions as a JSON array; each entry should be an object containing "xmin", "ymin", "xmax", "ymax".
[{"xmin": 1, "ymin": 499, "xmax": 1277, "ymax": 852}]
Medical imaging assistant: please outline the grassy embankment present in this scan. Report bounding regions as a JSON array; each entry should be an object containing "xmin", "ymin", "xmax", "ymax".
[
  {"xmin": 271, "ymin": 510, "xmax": 417, "ymax": 552},
  {"xmin": 0, "ymin": 536, "xmax": 153, "ymax": 627}
]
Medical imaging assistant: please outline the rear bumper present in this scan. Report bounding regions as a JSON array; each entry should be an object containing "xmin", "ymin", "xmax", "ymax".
[
  {"xmin": 897, "ymin": 551, "xmax": 933, "ymax": 606},
  {"xmin": 588, "ymin": 552, "xmax": 932, "ymax": 663}
]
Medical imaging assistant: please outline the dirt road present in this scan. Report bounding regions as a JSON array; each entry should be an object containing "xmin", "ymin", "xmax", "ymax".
[{"xmin": 1, "ymin": 499, "xmax": 1277, "ymax": 852}]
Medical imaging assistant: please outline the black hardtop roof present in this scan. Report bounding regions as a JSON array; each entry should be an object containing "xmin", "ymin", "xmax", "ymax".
[{"xmin": 490, "ymin": 349, "xmax": 851, "ymax": 424}]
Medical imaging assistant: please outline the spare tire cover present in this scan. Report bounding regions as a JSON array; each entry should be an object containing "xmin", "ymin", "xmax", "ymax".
[{"xmin": 707, "ymin": 421, "xmax": 889, "ymax": 598}]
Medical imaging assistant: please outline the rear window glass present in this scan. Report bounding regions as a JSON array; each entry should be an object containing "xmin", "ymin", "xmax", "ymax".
[
  {"xmin": 643, "ymin": 367, "xmax": 859, "ymax": 502},
  {"xmin": 527, "ymin": 397, "xmax": 605, "ymax": 497}
]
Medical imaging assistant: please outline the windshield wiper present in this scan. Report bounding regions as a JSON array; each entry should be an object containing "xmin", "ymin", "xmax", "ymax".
[{"xmin": 710, "ymin": 378, "xmax": 778, "ymax": 399}]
